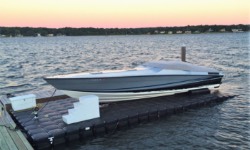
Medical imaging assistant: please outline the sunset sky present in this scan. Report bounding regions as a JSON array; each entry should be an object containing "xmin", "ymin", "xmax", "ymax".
[{"xmin": 0, "ymin": 0, "xmax": 249, "ymax": 28}]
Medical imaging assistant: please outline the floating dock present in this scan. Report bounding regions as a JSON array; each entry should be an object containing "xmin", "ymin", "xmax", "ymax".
[{"xmin": 0, "ymin": 89, "xmax": 234, "ymax": 149}]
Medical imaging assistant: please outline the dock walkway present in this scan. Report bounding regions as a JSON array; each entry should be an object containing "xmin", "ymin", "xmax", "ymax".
[{"xmin": 0, "ymin": 98, "xmax": 33, "ymax": 150}]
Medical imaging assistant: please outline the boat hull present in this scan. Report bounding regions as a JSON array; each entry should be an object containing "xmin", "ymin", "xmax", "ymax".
[
  {"xmin": 44, "ymin": 75, "xmax": 222, "ymax": 93},
  {"xmin": 61, "ymin": 84, "xmax": 221, "ymax": 102}
]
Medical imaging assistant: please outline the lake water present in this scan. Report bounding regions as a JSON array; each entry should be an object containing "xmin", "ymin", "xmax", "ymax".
[{"xmin": 0, "ymin": 33, "xmax": 249, "ymax": 149}]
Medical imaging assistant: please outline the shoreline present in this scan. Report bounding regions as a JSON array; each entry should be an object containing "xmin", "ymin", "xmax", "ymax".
[
  {"xmin": 0, "ymin": 24, "xmax": 249, "ymax": 37},
  {"xmin": 0, "ymin": 31, "xmax": 249, "ymax": 38}
]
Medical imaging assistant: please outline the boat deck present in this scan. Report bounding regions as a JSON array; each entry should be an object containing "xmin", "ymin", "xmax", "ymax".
[{"xmin": 5, "ymin": 89, "xmax": 234, "ymax": 149}]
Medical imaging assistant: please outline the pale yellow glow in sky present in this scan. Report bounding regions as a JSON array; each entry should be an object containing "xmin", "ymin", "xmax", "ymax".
[{"xmin": 0, "ymin": 0, "xmax": 249, "ymax": 28}]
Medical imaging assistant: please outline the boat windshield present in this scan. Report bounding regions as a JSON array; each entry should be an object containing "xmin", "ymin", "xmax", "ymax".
[{"xmin": 141, "ymin": 61, "xmax": 218, "ymax": 72}]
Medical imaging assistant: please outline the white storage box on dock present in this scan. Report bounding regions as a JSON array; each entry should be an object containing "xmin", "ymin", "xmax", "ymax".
[{"xmin": 9, "ymin": 94, "xmax": 36, "ymax": 111}]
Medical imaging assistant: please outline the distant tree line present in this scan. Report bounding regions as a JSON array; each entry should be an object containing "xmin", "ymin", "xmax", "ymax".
[{"xmin": 0, "ymin": 24, "xmax": 249, "ymax": 37}]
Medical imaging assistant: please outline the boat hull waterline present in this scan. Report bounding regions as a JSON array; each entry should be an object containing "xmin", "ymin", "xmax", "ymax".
[{"xmin": 61, "ymin": 84, "xmax": 221, "ymax": 102}]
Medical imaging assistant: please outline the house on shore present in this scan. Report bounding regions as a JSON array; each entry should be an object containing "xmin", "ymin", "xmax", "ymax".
[
  {"xmin": 159, "ymin": 31, "xmax": 165, "ymax": 34},
  {"xmin": 168, "ymin": 31, "xmax": 173, "ymax": 34},
  {"xmin": 0, "ymin": 34, "xmax": 6, "ymax": 37},
  {"xmin": 176, "ymin": 31, "xmax": 183, "ymax": 34},
  {"xmin": 206, "ymin": 28, "xmax": 213, "ymax": 33},
  {"xmin": 194, "ymin": 30, "xmax": 200, "ymax": 34},
  {"xmin": 220, "ymin": 28, "xmax": 226, "ymax": 32},
  {"xmin": 47, "ymin": 34, "xmax": 54, "ymax": 37},
  {"xmin": 16, "ymin": 34, "xmax": 23, "ymax": 37},
  {"xmin": 232, "ymin": 29, "xmax": 243, "ymax": 33}
]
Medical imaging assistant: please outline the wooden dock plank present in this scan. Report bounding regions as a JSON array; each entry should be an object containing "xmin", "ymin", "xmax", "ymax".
[
  {"xmin": 0, "ymin": 126, "xmax": 18, "ymax": 150},
  {"xmin": 16, "ymin": 130, "xmax": 34, "ymax": 150},
  {"xmin": 0, "ymin": 102, "xmax": 16, "ymax": 129},
  {"xmin": 0, "ymin": 101, "xmax": 7, "ymax": 125},
  {"xmin": 0, "ymin": 98, "xmax": 34, "ymax": 150},
  {"xmin": 7, "ymin": 129, "xmax": 28, "ymax": 150},
  {"xmin": 0, "ymin": 95, "xmax": 9, "ymax": 105},
  {"xmin": 4, "ymin": 111, "xmax": 16, "ymax": 129},
  {"xmin": 0, "ymin": 127, "xmax": 10, "ymax": 150}
]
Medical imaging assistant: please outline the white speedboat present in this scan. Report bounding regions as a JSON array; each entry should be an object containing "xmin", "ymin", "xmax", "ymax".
[{"xmin": 44, "ymin": 61, "xmax": 223, "ymax": 102}]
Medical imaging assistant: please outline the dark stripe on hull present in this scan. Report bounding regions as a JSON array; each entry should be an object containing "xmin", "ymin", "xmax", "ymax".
[{"xmin": 44, "ymin": 75, "xmax": 223, "ymax": 93}]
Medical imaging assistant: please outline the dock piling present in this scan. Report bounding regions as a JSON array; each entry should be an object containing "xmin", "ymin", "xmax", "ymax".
[{"xmin": 181, "ymin": 46, "xmax": 186, "ymax": 62}]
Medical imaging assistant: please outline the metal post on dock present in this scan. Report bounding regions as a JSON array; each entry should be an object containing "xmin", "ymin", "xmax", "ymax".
[{"xmin": 181, "ymin": 46, "xmax": 186, "ymax": 62}]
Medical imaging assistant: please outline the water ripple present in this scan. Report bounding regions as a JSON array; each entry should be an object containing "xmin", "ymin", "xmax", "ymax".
[{"xmin": 0, "ymin": 33, "xmax": 249, "ymax": 149}]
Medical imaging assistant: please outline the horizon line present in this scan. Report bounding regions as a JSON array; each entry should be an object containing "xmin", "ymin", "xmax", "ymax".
[{"xmin": 1, "ymin": 24, "xmax": 249, "ymax": 29}]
